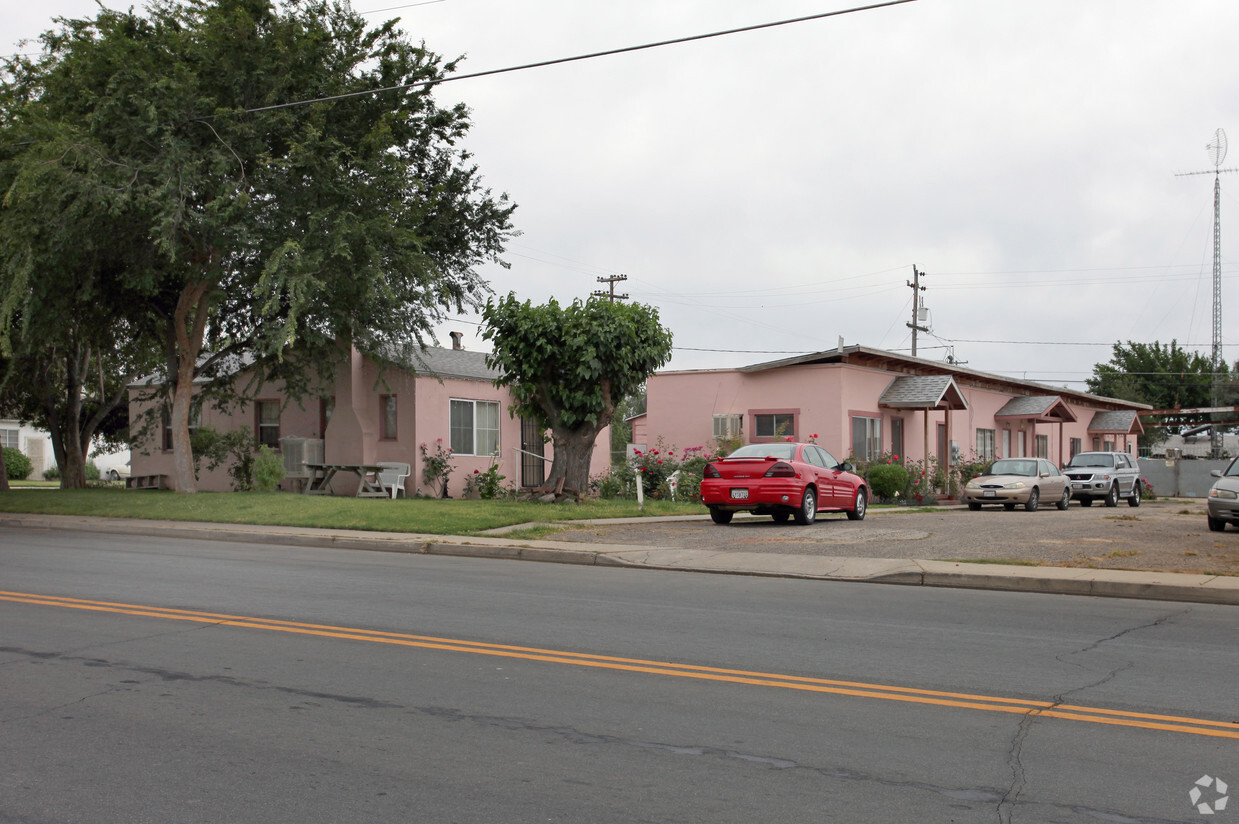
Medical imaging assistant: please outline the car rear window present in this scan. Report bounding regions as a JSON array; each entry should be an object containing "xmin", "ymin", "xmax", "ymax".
[{"xmin": 727, "ymin": 443, "xmax": 796, "ymax": 460}]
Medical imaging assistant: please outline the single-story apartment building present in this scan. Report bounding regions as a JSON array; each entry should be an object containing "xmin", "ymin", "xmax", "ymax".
[
  {"xmin": 631, "ymin": 345, "xmax": 1148, "ymax": 470},
  {"xmin": 129, "ymin": 339, "xmax": 610, "ymax": 495}
]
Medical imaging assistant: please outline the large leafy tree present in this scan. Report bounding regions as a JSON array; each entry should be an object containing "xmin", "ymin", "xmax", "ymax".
[
  {"xmin": 1, "ymin": 0, "xmax": 514, "ymax": 491},
  {"xmin": 481, "ymin": 295, "xmax": 673, "ymax": 494},
  {"xmin": 1086, "ymin": 340, "xmax": 1233, "ymax": 442},
  {"xmin": 0, "ymin": 129, "xmax": 159, "ymax": 487}
]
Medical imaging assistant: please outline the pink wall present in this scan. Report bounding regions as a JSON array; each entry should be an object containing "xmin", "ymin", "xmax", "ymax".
[
  {"xmin": 645, "ymin": 362, "xmax": 1139, "ymax": 468},
  {"xmin": 130, "ymin": 356, "xmax": 611, "ymax": 495}
]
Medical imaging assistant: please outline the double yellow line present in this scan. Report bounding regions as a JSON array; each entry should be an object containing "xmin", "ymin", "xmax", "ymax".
[{"xmin": 3, "ymin": 589, "xmax": 1237, "ymax": 740}]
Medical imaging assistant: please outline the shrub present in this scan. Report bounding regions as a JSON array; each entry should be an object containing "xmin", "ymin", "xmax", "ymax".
[
  {"xmin": 4, "ymin": 447, "xmax": 32, "ymax": 480},
  {"xmin": 43, "ymin": 462, "xmax": 100, "ymax": 482},
  {"xmin": 419, "ymin": 438, "xmax": 453, "ymax": 497},
  {"xmin": 464, "ymin": 463, "xmax": 507, "ymax": 499},
  {"xmin": 591, "ymin": 439, "xmax": 717, "ymax": 501},
  {"xmin": 252, "ymin": 445, "xmax": 285, "ymax": 492},
  {"xmin": 867, "ymin": 463, "xmax": 909, "ymax": 503}
]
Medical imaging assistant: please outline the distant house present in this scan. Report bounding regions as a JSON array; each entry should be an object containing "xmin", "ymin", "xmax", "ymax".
[
  {"xmin": 631, "ymin": 345, "xmax": 1147, "ymax": 469},
  {"xmin": 128, "ymin": 339, "xmax": 610, "ymax": 495},
  {"xmin": 0, "ymin": 419, "xmax": 54, "ymax": 479},
  {"xmin": 0, "ymin": 420, "xmax": 128, "ymax": 480}
]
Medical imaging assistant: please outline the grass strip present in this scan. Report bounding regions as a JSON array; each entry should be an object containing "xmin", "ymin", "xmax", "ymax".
[{"xmin": 0, "ymin": 489, "xmax": 703, "ymax": 536}]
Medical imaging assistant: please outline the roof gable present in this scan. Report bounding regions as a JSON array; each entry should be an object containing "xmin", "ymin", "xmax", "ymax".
[
  {"xmin": 995, "ymin": 395, "xmax": 1079, "ymax": 422},
  {"xmin": 878, "ymin": 375, "xmax": 969, "ymax": 410},
  {"xmin": 1088, "ymin": 410, "xmax": 1144, "ymax": 435}
]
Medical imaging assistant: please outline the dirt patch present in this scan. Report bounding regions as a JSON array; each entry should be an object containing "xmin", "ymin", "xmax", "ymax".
[{"xmin": 545, "ymin": 500, "xmax": 1239, "ymax": 576}]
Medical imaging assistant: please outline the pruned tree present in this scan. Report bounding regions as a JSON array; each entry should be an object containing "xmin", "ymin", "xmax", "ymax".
[
  {"xmin": 1, "ymin": 0, "xmax": 515, "ymax": 492},
  {"xmin": 481, "ymin": 295, "xmax": 673, "ymax": 495}
]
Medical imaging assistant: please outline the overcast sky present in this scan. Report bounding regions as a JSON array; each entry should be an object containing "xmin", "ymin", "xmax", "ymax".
[{"xmin": 8, "ymin": 0, "xmax": 1239, "ymax": 389}]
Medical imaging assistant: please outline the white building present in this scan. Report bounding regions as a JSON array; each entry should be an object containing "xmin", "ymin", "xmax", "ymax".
[{"xmin": 1, "ymin": 419, "xmax": 130, "ymax": 480}]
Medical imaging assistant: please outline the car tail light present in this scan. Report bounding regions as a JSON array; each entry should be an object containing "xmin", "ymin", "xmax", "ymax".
[
  {"xmin": 703, "ymin": 463, "xmax": 721, "ymax": 479},
  {"xmin": 764, "ymin": 462, "xmax": 796, "ymax": 478}
]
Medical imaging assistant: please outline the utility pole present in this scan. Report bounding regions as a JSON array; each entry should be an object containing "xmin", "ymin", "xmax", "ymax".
[
  {"xmin": 906, "ymin": 265, "xmax": 928, "ymax": 356},
  {"xmin": 592, "ymin": 274, "xmax": 629, "ymax": 303}
]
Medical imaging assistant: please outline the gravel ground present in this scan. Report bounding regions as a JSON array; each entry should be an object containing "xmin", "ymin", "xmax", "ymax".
[{"xmin": 544, "ymin": 498, "xmax": 1239, "ymax": 576}]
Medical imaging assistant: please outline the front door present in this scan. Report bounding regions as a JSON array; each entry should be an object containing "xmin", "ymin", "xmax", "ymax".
[{"xmin": 520, "ymin": 417, "xmax": 545, "ymax": 488}]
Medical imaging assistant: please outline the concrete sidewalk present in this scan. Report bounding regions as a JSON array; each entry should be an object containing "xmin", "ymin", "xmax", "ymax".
[{"xmin": 4, "ymin": 513, "xmax": 1238, "ymax": 605}]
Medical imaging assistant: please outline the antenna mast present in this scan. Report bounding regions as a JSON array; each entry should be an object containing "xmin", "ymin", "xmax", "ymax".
[{"xmin": 1176, "ymin": 128, "xmax": 1238, "ymax": 458}]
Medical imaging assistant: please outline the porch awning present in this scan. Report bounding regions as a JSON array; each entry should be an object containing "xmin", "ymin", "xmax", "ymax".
[
  {"xmin": 878, "ymin": 375, "xmax": 969, "ymax": 410},
  {"xmin": 1087, "ymin": 410, "xmax": 1145, "ymax": 435},
  {"xmin": 994, "ymin": 395, "xmax": 1078, "ymax": 423}
]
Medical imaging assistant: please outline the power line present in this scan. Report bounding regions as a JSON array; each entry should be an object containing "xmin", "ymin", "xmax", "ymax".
[
  {"xmin": 236, "ymin": 0, "xmax": 917, "ymax": 115},
  {"xmin": 358, "ymin": 0, "xmax": 447, "ymax": 14}
]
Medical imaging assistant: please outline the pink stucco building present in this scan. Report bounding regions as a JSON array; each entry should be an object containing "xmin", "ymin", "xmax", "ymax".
[
  {"xmin": 129, "ymin": 341, "xmax": 610, "ymax": 495},
  {"xmin": 633, "ymin": 346, "xmax": 1147, "ymax": 469}
]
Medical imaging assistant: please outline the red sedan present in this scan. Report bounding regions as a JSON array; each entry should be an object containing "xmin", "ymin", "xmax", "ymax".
[{"xmin": 700, "ymin": 442, "xmax": 868, "ymax": 525}]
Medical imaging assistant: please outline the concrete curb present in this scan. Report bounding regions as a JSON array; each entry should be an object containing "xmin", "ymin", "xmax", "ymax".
[{"xmin": 4, "ymin": 513, "xmax": 1237, "ymax": 605}]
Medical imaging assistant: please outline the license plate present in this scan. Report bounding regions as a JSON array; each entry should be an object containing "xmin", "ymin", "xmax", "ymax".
[
  {"xmin": 730, "ymin": 488, "xmax": 749, "ymax": 500},
  {"xmin": 1072, "ymin": 482, "xmax": 1086, "ymax": 489},
  {"xmin": 983, "ymin": 490, "xmax": 996, "ymax": 498}
]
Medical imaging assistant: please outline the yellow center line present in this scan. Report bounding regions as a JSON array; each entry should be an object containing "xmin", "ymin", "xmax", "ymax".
[{"xmin": 3, "ymin": 589, "xmax": 1237, "ymax": 739}]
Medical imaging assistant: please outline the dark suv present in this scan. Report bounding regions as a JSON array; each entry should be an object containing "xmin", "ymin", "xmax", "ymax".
[{"xmin": 1063, "ymin": 451, "xmax": 1142, "ymax": 507}]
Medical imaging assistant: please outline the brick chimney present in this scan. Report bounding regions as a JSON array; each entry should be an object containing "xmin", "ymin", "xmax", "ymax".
[{"xmin": 449, "ymin": 331, "xmax": 463, "ymax": 350}]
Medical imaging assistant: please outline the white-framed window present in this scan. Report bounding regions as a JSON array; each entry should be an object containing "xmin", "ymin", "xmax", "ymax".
[
  {"xmin": 851, "ymin": 416, "xmax": 882, "ymax": 461},
  {"xmin": 450, "ymin": 399, "xmax": 500, "ymax": 456},
  {"xmin": 0, "ymin": 428, "xmax": 18, "ymax": 450},
  {"xmin": 1036, "ymin": 434, "xmax": 1049, "ymax": 458},
  {"xmin": 1070, "ymin": 437, "xmax": 1082, "ymax": 457},
  {"xmin": 976, "ymin": 428, "xmax": 997, "ymax": 460},
  {"xmin": 256, "ymin": 400, "xmax": 281, "ymax": 448}
]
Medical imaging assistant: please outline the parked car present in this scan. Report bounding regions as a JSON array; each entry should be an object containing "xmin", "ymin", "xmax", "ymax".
[
  {"xmin": 1062, "ymin": 451, "xmax": 1142, "ymax": 507},
  {"xmin": 962, "ymin": 458, "xmax": 1070, "ymax": 512},
  {"xmin": 1206, "ymin": 458, "xmax": 1239, "ymax": 531},
  {"xmin": 699, "ymin": 442, "xmax": 867, "ymax": 525},
  {"xmin": 106, "ymin": 461, "xmax": 131, "ymax": 482}
]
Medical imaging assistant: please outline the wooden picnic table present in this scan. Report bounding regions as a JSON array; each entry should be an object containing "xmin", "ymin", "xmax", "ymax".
[{"xmin": 302, "ymin": 463, "xmax": 393, "ymax": 498}]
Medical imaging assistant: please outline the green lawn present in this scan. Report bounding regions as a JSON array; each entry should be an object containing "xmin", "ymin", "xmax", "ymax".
[{"xmin": 0, "ymin": 488, "xmax": 704, "ymax": 535}]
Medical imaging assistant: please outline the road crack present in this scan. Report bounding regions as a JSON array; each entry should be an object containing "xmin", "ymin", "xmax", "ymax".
[{"xmin": 995, "ymin": 606, "xmax": 1192, "ymax": 823}]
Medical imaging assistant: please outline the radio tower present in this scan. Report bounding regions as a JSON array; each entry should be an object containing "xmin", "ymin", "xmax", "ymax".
[{"xmin": 1176, "ymin": 129, "xmax": 1237, "ymax": 458}]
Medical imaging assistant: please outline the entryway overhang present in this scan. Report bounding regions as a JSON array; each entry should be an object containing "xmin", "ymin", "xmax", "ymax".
[
  {"xmin": 994, "ymin": 395, "xmax": 1078, "ymax": 424},
  {"xmin": 878, "ymin": 375, "xmax": 969, "ymax": 411}
]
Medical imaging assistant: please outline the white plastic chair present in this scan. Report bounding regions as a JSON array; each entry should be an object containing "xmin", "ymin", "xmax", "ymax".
[{"xmin": 376, "ymin": 461, "xmax": 411, "ymax": 499}]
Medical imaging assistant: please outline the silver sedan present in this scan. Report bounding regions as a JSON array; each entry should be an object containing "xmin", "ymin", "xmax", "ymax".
[{"xmin": 962, "ymin": 458, "xmax": 1070, "ymax": 512}]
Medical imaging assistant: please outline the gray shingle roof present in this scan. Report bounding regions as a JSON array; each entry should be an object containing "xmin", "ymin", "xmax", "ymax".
[
  {"xmin": 878, "ymin": 375, "xmax": 969, "ymax": 409},
  {"xmin": 994, "ymin": 395, "xmax": 1078, "ymax": 421},
  {"xmin": 1088, "ymin": 410, "xmax": 1143, "ymax": 434},
  {"xmin": 995, "ymin": 395, "xmax": 1057, "ymax": 416},
  {"xmin": 409, "ymin": 346, "xmax": 499, "ymax": 382}
]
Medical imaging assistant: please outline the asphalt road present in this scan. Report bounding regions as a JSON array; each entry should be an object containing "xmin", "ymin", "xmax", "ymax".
[{"xmin": 2, "ymin": 527, "xmax": 1237, "ymax": 823}]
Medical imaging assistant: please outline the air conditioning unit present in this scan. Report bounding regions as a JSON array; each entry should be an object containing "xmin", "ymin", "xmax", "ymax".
[
  {"xmin": 713, "ymin": 414, "xmax": 742, "ymax": 439},
  {"xmin": 280, "ymin": 436, "xmax": 325, "ymax": 478}
]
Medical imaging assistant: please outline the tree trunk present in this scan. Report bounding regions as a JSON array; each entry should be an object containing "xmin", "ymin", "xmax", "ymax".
[
  {"xmin": 546, "ymin": 425, "xmax": 603, "ymax": 495},
  {"xmin": 0, "ymin": 443, "xmax": 8, "ymax": 491},
  {"xmin": 169, "ymin": 281, "xmax": 213, "ymax": 493}
]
